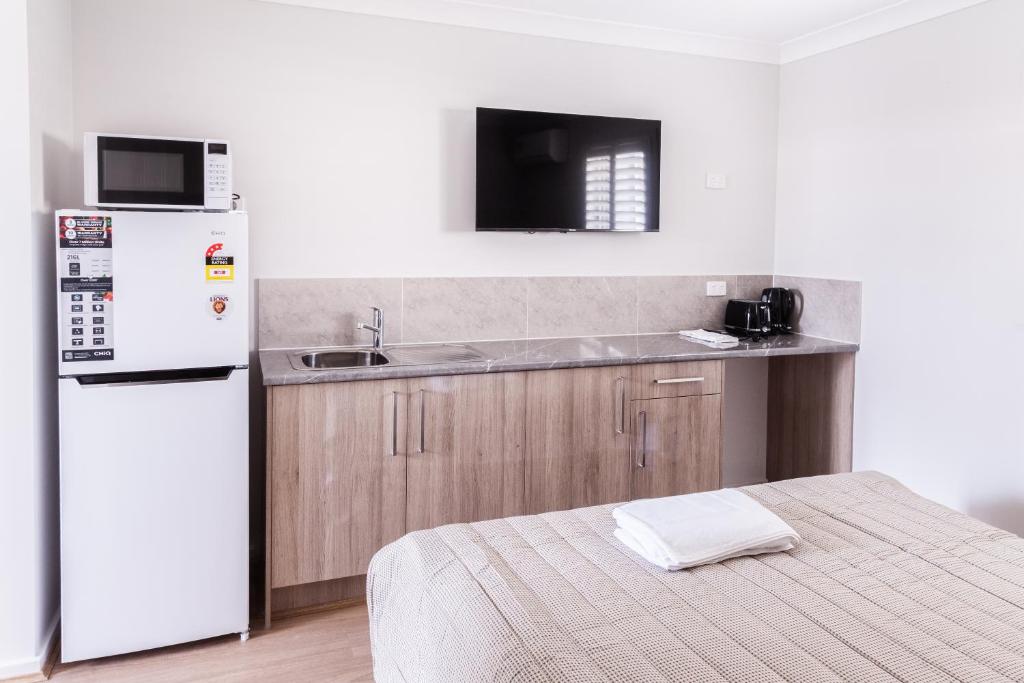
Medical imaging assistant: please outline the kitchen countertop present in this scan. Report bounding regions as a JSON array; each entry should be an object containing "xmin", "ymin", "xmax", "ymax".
[{"xmin": 259, "ymin": 333, "xmax": 859, "ymax": 386}]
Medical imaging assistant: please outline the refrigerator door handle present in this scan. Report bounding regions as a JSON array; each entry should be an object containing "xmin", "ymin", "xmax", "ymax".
[{"xmin": 71, "ymin": 365, "xmax": 243, "ymax": 387}]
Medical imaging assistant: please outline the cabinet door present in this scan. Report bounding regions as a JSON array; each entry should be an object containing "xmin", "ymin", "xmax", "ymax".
[
  {"xmin": 630, "ymin": 395, "xmax": 721, "ymax": 500},
  {"xmin": 269, "ymin": 380, "xmax": 407, "ymax": 588},
  {"xmin": 525, "ymin": 366, "xmax": 631, "ymax": 513},
  {"xmin": 406, "ymin": 373, "xmax": 526, "ymax": 531}
]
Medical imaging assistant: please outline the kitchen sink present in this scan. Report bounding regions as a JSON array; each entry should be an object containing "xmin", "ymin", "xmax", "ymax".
[
  {"xmin": 289, "ymin": 344, "xmax": 486, "ymax": 371},
  {"xmin": 297, "ymin": 349, "xmax": 390, "ymax": 369}
]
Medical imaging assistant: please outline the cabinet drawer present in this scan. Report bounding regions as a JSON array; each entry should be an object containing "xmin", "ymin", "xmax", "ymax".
[{"xmin": 630, "ymin": 361, "xmax": 722, "ymax": 399}]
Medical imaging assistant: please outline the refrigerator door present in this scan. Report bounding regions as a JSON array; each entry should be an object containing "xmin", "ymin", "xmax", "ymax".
[
  {"xmin": 59, "ymin": 369, "xmax": 249, "ymax": 662},
  {"xmin": 56, "ymin": 210, "xmax": 248, "ymax": 377}
]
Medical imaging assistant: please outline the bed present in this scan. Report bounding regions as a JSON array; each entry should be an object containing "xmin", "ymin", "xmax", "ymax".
[{"xmin": 368, "ymin": 472, "xmax": 1024, "ymax": 682}]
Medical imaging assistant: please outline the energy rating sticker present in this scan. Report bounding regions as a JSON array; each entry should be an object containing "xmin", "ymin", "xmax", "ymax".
[{"xmin": 205, "ymin": 242, "xmax": 235, "ymax": 282}]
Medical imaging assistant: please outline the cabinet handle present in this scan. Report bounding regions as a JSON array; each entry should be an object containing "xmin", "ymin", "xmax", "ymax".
[
  {"xmin": 389, "ymin": 391, "xmax": 399, "ymax": 457},
  {"xmin": 614, "ymin": 376, "xmax": 625, "ymax": 434},
  {"xmin": 417, "ymin": 389, "xmax": 426, "ymax": 454},
  {"xmin": 636, "ymin": 410, "xmax": 647, "ymax": 469},
  {"xmin": 654, "ymin": 377, "xmax": 704, "ymax": 385}
]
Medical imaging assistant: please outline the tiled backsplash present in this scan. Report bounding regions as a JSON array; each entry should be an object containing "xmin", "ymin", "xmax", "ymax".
[
  {"xmin": 773, "ymin": 275, "xmax": 862, "ymax": 344},
  {"xmin": 403, "ymin": 277, "xmax": 527, "ymax": 344},
  {"xmin": 257, "ymin": 274, "xmax": 860, "ymax": 349},
  {"xmin": 526, "ymin": 277, "xmax": 637, "ymax": 338},
  {"xmin": 257, "ymin": 278, "xmax": 402, "ymax": 349}
]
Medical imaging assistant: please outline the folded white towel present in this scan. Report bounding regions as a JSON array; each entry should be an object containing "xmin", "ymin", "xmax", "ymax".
[
  {"xmin": 612, "ymin": 489, "xmax": 800, "ymax": 571},
  {"xmin": 679, "ymin": 329, "xmax": 739, "ymax": 348}
]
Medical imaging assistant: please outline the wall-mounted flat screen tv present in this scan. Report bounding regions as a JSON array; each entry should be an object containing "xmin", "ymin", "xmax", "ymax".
[{"xmin": 476, "ymin": 107, "xmax": 661, "ymax": 232}]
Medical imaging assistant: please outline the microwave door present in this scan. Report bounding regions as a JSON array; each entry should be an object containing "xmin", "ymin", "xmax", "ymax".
[{"xmin": 90, "ymin": 135, "xmax": 206, "ymax": 209}]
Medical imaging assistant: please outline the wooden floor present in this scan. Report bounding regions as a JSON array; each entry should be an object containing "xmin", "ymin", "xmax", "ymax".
[{"xmin": 47, "ymin": 606, "xmax": 373, "ymax": 682}]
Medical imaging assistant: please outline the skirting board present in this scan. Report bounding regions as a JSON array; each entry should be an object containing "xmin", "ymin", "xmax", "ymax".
[
  {"xmin": 268, "ymin": 576, "xmax": 366, "ymax": 626},
  {"xmin": 0, "ymin": 610, "xmax": 59, "ymax": 682}
]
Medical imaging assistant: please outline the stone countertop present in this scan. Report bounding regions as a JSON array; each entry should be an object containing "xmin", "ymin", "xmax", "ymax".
[{"xmin": 259, "ymin": 333, "xmax": 859, "ymax": 386}]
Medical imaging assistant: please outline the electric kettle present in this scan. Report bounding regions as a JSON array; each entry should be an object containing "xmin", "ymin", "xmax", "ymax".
[{"xmin": 760, "ymin": 287, "xmax": 795, "ymax": 334}]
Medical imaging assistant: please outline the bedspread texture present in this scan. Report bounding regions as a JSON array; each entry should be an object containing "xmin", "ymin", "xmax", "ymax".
[{"xmin": 368, "ymin": 472, "xmax": 1024, "ymax": 682}]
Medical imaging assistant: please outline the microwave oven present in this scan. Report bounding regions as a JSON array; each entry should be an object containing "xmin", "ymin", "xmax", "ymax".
[{"xmin": 83, "ymin": 133, "xmax": 232, "ymax": 211}]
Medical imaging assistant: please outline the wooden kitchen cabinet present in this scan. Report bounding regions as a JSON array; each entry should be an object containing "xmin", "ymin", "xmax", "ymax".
[
  {"xmin": 629, "ymin": 394, "xmax": 721, "ymax": 500},
  {"xmin": 268, "ymin": 380, "xmax": 408, "ymax": 588},
  {"xmin": 767, "ymin": 353, "xmax": 855, "ymax": 481},
  {"xmin": 524, "ymin": 366, "xmax": 631, "ymax": 513},
  {"xmin": 262, "ymin": 357, "xmax": 822, "ymax": 622},
  {"xmin": 405, "ymin": 373, "xmax": 527, "ymax": 531},
  {"xmin": 263, "ymin": 352, "xmax": 857, "ymax": 622}
]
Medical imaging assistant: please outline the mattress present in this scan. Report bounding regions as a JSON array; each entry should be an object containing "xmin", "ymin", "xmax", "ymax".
[{"xmin": 368, "ymin": 472, "xmax": 1024, "ymax": 682}]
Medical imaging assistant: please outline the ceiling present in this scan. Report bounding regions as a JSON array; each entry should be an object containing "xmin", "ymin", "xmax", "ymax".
[{"xmin": 261, "ymin": 0, "xmax": 991, "ymax": 63}]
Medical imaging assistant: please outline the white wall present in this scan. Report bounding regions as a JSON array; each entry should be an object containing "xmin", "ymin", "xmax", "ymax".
[
  {"xmin": 776, "ymin": 0, "xmax": 1024, "ymax": 533},
  {"xmin": 0, "ymin": 1, "xmax": 39, "ymax": 674},
  {"xmin": 70, "ymin": 0, "xmax": 780, "ymax": 279},
  {"xmin": 0, "ymin": 0, "xmax": 73, "ymax": 676},
  {"xmin": 27, "ymin": 0, "xmax": 76, "ymax": 664}
]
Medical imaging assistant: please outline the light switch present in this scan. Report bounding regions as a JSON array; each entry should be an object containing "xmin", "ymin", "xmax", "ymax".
[
  {"xmin": 705, "ymin": 172, "xmax": 728, "ymax": 190},
  {"xmin": 706, "ymin": 280, "xmax": 727, "ymax": 296}
]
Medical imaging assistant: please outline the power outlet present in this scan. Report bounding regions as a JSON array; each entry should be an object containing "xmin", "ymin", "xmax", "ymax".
[
  {"xmin": 705, "ymin": 172, "xmax": 728, "ymax": 190},
  {"xmin": 706, "ymin": 280, "xmax": 727, "ymax": 297}
]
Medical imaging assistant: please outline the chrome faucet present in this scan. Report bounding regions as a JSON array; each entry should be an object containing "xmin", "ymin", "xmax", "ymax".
[{"xmin": 357, "ymin": 307, "xmax": 384, "ymax": 351}]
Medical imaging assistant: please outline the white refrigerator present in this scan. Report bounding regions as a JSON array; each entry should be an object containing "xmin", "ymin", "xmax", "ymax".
[{"xmin": 56, "ymin": 210, "xmax": 249, "ymax": 662}]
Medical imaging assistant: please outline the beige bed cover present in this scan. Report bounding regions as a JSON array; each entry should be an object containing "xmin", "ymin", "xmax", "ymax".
[{"xmin": 369, "ymin": 472, "xmax": 1024, "ymax": 682}]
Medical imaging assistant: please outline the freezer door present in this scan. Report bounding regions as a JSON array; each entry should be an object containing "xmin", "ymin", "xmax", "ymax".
[
  {"xmin": 56, "ymin": 210, "xmax": 248, "ymax": 376},
  {"xmin": 59, "ymin": 369, "xmax": 249, "ymax": 662}
]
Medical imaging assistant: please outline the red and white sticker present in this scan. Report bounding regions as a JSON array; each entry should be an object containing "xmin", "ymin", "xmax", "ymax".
[{"xmin": 205, "ymin": 242, "xmax": 235, "ymax": 282}]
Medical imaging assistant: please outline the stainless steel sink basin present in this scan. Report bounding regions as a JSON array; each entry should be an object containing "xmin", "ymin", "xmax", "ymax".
[
  {"xmin": 289, "ymin": 343, "xmax": 485, "ymax": 371},
  {"xmin": 297, "ymin": 349, "xmax": 389, "ymax": 369}
]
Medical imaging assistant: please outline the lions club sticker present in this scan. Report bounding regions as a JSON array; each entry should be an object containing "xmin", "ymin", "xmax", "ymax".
[{"xmin": 208, "ymin": 295, "xmax": 231, "ymax": 320}]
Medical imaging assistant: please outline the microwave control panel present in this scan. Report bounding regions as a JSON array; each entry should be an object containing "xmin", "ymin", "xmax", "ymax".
[{"xmin": 205, "ymin": 140, "xmax": 232, "ymax": 210}]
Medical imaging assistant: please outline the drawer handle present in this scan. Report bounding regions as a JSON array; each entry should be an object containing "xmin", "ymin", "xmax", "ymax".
[
  {"xmin": 636, "ymin": 410, "xmax": 647, "ymax": 469},
  {"xmin": 654, "ymin": 377, "xmax": 704, "ymax": 385},
  {"xmin": 614, "ymin": 376, "xmax": 625, "ymax": 434}
]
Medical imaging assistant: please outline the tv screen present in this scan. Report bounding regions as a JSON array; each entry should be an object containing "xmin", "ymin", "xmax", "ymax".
[{"xmin": 476, "ymin": 107, "xmax": 661, "ymax": 232}]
